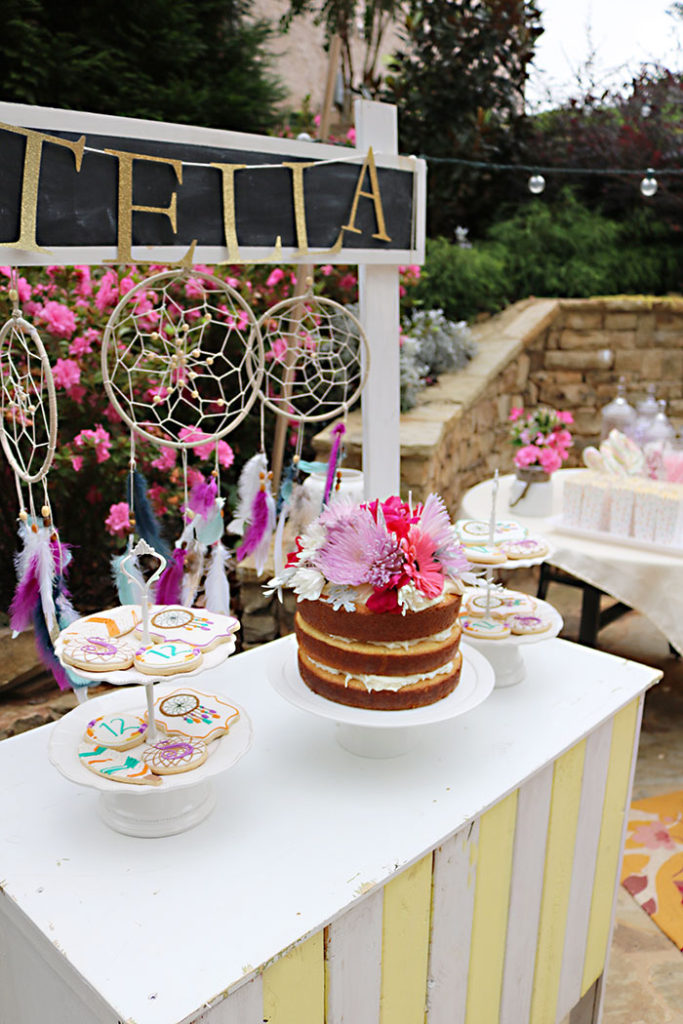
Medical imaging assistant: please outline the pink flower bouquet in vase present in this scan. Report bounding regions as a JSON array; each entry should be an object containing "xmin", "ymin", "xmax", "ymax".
[{"xmin": 507, "ymin": 407, "xmax": 573, "ymax": 517}]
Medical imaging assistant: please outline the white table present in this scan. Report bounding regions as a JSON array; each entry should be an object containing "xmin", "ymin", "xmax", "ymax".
[
  {"xmin": 460, "ymin": 469, "xmax": 683, "ymax": 655},
  {"xmin": 0, "ymin": 634, "xmax": 660, "ymax": 1024}
]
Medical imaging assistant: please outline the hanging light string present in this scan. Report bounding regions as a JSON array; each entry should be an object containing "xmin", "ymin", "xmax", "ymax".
[{"xmin": 420, "ymin": 155, "xmax": 682, "ymax": 176}]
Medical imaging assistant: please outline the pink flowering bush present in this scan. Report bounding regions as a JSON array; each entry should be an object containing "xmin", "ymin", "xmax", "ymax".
[
  {"xmin": 0, "ymin": 262, "xmax": 420, "ymax": 612},
  {"xmin": 509, "ymin": 407, "xmax": 574, "ymax": 474}
]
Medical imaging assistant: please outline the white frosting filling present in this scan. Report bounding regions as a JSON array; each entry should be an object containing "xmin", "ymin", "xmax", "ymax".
[
  {"xmin": 307, "ymin": 656, "xmax": 455, "ymax": 692},
  {"xmin": 326, "ymin": 625, "xmax": 456, "ymax": 650}
]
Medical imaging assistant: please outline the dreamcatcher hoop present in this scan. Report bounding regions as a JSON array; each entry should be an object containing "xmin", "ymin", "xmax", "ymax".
[
  {"xmin": 0, "ymin": 311, "xmax": 58, "ymax": 486},
  {"xmin": 102, "ymin": 268, "xmax": 265, "ymax": 449},
  {"xmin": 256, "ymin": 288, "xmax": 370, "ymax": 424}
]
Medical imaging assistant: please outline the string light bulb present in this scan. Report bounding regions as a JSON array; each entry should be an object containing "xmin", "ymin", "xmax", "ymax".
[
  {"xmin": 640, "ymin": 168, "xmax": 658, "ymax": 197},
  {"xmin": 528, "ymin": 173, "xmax": 546, "ymax": 195}
]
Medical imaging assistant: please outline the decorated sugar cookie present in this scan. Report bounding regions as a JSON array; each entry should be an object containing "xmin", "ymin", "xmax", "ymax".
[
  {"xmin": 510, "ymin": 614, "xmax": 552, "ymax": 636},
  {"xmin": 500, "ymin": 537, "xmax": 549, "ymax": 560},
  {"xmin": 464, "ymin": 590, "xmax": 508, "ymax": 619},
  {"xmin": 62, "ymin": 605, "xmax": 141, "ymax": 640},
  {"xmin": 152, "ymin": 689, "xmax": 240, "ymax": 743},
  {"xmin": 62, "ymin": 634, "xmax": 138, "ymax": 673},
  {"xmin": 455, "ymin": 519, "xmax": 527, "ymax": 545},
  {"xmin": 78, "ymin": 743, "xmax": 161, "ymax": 786},
  {"xmin": 461, "ymin": 617, "xmax": 511, "ymax": 639},
  {"xmin": 141, "ymin": 733, "xmax": 209, "ymax": 775},
  {"xmin": 143, "ymin": 605, "xmax": 240, "ymax": 652},
  {"xmin": 84, "ymin": 713, "xmax": 147, "ymax": 751},
  {"xmin": 134, "ymin": 641, "xmax": 203, "ymax": 676},
  {"xmin": 498, "ymin": 590, "xmax": 537, "ymax": 615},
  {"xmin": 460, "ymin": 544, "xmax": 507, "ymax": 565}
]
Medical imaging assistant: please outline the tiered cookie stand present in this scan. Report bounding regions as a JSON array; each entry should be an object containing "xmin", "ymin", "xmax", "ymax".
[{"xmin": 49, "ymin": 643, "xmax": 252, "ymax": 837}]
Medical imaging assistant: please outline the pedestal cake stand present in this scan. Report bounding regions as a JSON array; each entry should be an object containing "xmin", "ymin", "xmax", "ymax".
[
  {"xmin": 268, "ymin": 634, "xmax": 494, "ymax": 758},
  {"xmin": 461, "ymin": 598, "xmax": 563, "ymax": 688}
]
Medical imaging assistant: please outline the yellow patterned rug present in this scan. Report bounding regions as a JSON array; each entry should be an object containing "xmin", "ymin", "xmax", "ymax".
[{"xmin": 621, "ymin": 791, "xmax": 683, "ymax": 951}]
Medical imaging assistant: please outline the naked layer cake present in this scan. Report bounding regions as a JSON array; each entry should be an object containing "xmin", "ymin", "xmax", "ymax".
[{"xmin": 269, "ymin": 494, "xmax": 471, "ymax": 710}]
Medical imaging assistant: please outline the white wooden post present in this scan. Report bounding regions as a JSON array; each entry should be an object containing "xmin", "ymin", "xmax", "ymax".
[{"xmin": 355, "ymin": 99, "xmax": 402, "ymax": 500}]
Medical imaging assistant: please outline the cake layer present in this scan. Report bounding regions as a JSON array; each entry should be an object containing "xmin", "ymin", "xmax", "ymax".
[
  {"xmin": 295, "ymin": 613, "xmax": 462, "ymax": 677},
  {"xmin": 296, "ymin": 591, "xmax": 462, "ymax": 643},
  {"xmin": 298, "ymin": 648, "xmax": 463, "ymax": 710}
]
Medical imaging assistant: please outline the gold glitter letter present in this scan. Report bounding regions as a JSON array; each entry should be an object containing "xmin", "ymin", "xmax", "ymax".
[
  {"xmin": 210, "ymin": 162, "xmax": 246, "ymax": 262},
  {"xmin": 341, "ymin": 147, "xmax": 391, "ymax": 242},
  {"xmin": 282, "ymin": 161, "xmax": 343, "ymax": 257},
  {"xmin": 104, "ymin": 149, "xmax": 195, "ymax": 265},
  {"xmin": 0, "ymin": 122, "xmax": 85, "ymax": 254}
]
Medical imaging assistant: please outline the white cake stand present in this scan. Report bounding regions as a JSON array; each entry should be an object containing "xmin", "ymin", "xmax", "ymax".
[
  {"xmin": 460, "ymin": 598, "xmax": 563, "ymax": 688},
  {"xmin": 268, "ymin": 635, "xmax": 494, "ymax": 758},
  {"xmin": 48, "ymin": 680, "xmax": 252, "ymax": 838}
]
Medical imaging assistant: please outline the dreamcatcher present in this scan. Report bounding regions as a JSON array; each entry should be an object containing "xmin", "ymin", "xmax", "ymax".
[
  {"xmin": 0, "ymin": 274, "xmax": 81, "ymax": 690},
  {"xmin": 101, "ymin": 267, "xmax": 264, "ymax": 613},
  {"xmin": 232, "ymin": 281, "xmax": 369, "ymax": 580}
]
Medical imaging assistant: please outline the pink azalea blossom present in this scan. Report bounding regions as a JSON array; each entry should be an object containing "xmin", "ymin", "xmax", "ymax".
[
  {"xmin": 266, "ymin": 268, "xmax": 285, "ymax": 288},
  {"xmin": 66, "ymin": 384, "xmax": 87, "ymax": 403},
  {"xmin": 320, "ymin": 265, "xmax": 334, "ymax": 276},
  {"xmin": 37, "ymin": 301, "xmax": 77, "ymax": 339},
  {"xmin": 71, "ymin": 455, "xmax": 83, "ymax": 472},
  {"xmin": 146, "ymin": 483, "xmax": 168, "ymax": 516},
  {"xmin": 151, "ymin": 446, "xmax": 177, "ymax": 472},
  {"xmin": 186, "ymin": 467, "xmax": 205, "ymax": 488},
  {"xmin": 178, "ymin": 426, "xmax": 234, "ymax": 468},
  {"xmin": 53, "ymin": 358, "xmax": 81, "ymax": 390},
  {"xmin": 69, "ymin": 335, "xmax": 93, "ymax": 357},
  {"xmin": 346, "ymin": 127, "xmax": 356, "ymax": 145},
  {"xmin": 95, "ymin": 270, "xmax": 120, "ymax": 311},
  {"xmin": 74, "ymin": 266, "xmax": 92, "ymax": 297},
  {"xmin": 185, "ymin": 277, "xmax": 206, "ymax": 299},
  {"xmin": 105, "ymin": 502, "xmax": 131, "ymax": 537}
]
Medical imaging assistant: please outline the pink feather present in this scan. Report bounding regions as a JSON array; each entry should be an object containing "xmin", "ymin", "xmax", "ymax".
[
  {"xmin": 324, "ymin": 423, "xmax": 346, "ymax": 504},
  {"xmin": 155, "ymin": 548, "xmax": 186, "ymax": 605},
  {"xmin": 188, "ymin": 476, "xmax": 218, "ymax": 520},
  {"xmin": 10, "ymin": 554, "xmax": 40, "ymax": 634},
  {"xmin": 236, "ymin": 490, "xmax": 271, "ymax": 562}
]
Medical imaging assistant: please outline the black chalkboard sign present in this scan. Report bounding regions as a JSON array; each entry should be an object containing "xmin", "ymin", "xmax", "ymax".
[{"xmin": 0, "ymin": 104, "xmax": 424, "ymax": 267}]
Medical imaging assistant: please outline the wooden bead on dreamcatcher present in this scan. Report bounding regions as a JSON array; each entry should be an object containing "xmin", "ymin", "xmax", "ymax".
[
  {"xmin": 101, "ymin": 266, "xmax": 265, "ymax": 610},
  {"xmin": 253, "ymin": 282, "xmax": 370, "ymax": 581},
  {"xmin": 0, "ymin": 272, "xmax": 80, "ymax": 690}
]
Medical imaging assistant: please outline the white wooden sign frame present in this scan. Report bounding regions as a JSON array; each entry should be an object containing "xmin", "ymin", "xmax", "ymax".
[{"xmin": 0, "ymin": 99, "xmax": 423, "ymax": 499}]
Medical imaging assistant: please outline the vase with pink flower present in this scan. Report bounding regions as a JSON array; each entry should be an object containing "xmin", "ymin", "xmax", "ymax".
[{"xmin": 507, "ymin": 407, "xmax": 573, "ymax": 517}]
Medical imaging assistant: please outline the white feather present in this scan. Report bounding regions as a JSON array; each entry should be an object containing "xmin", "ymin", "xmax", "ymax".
[
  {"xmin": 36, "ymin": 527, "xmax": 57, "ymax": 634},
  {"xmin": 228, "ymin": 452, "xmax": 268, "ymax": 536},
  {"xmin": 287, "ymin": 482, "xmax": 317, "ymax": 536},
  {"xmin": 204, "ymin": 543, "xmax": 231, "ymax": 615}
]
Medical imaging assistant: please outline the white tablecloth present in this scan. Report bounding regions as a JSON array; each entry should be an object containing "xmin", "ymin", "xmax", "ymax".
[{"xmin": 460, "ymin": 469, "xmax": 683, "ymax": 655}]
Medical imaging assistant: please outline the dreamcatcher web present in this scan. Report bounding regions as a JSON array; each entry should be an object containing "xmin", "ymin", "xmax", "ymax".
[
  {"xmin": 257, "ymin": 289, "xmax": 369, "ymax": 423},
  {"xmin": 0, "ymin": 312, "xmax": 57, "ymax": 490},
  {"xmin": 102, "ymin": 268, "xmax": 265, "ymax": 448}
]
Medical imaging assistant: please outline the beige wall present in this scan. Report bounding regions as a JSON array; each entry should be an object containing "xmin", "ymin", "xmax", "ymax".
[{"xmin": 252, "ymin": 0, "xmax": 402, "ymax": 123}]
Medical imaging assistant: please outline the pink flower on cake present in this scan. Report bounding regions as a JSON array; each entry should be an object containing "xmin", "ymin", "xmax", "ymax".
[
  {"xmin": 402, "ymin": 528, "xmax": 444, "ymax": 599},
  {"xmin": 105, "ymin": 502, "xmax": 131, "ymax": 537}
]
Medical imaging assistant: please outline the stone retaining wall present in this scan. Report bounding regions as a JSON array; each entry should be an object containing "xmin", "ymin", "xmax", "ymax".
[{"xmin": 314, "ymin": 295, "xmax": 683, "ymax": 511}]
